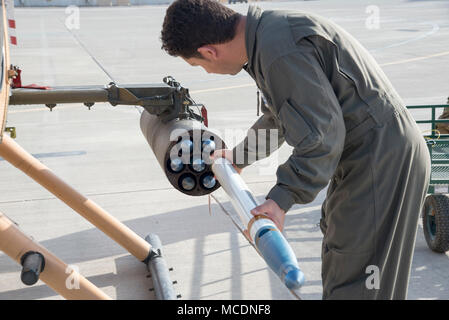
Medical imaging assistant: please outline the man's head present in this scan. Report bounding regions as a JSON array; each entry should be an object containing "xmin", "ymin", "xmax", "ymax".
[{"xmin": 160, "ymin": 0, "xmax": 247, "ymax": 75}]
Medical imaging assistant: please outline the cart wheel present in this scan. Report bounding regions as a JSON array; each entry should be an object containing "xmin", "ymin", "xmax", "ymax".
[{"xmin": 422, "ymin": 194, "xmax": 449, "ymax": 253}]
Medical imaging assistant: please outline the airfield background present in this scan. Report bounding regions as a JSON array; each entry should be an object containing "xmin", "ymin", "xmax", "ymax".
[{"xmin": 0, "ymin": 0, "xmax": 448, "ymax": 300}]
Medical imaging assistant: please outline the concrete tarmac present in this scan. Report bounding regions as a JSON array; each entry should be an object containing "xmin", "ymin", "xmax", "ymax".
[{"xmin": 0, "ymin": 0, "xmax": 448, "ymax": 300}]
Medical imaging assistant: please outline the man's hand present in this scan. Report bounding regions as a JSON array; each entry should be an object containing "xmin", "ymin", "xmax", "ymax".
[
  {"xmin": 251, "ymin": 199, "xmax": 286, "ymax": 232},
  {"xmin": 211, "ymin": 149, "xmax": 242, "ymax": 174}
]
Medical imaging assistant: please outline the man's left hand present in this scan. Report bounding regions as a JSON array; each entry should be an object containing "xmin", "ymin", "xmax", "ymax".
[{"xmin": 250, "ymin": 199, "xmax": 286, "ymax": 232}]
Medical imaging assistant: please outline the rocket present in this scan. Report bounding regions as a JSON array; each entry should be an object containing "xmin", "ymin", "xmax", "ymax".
[{"xmin": 211, "ymin": 157, "xmax": 305, "ymax": 290}]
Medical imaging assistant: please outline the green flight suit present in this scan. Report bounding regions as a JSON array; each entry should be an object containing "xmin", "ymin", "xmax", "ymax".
[{"xmin": 233, "ymin": 6, "xmax": 431, "ymax": 299}]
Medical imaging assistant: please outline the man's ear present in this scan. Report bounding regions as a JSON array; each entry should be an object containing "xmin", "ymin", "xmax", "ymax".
[{"xmin": 197, "ymin": 45, "xmax": 219, "ymax": 61}]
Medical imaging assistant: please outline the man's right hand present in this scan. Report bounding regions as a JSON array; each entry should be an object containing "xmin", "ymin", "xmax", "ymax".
[{"xmin": 211, "ymin": 149, "xmax": 242, "ymax": 174}]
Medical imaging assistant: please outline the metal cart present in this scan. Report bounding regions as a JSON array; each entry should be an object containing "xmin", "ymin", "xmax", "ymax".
[{"xmin": 407, "ymin": 102, "xmax": 449, "ymax": 253}]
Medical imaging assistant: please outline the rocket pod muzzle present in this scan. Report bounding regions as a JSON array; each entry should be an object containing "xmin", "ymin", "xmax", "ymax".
[{"xmin": 140, "ymin": 110, "xmax": 226, "ymax": 196}]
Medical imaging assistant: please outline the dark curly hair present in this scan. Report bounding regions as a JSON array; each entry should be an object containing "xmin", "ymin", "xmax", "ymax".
[{"xmin": 161, "ymin": 0, "xmax": 241, "ymax": 58}]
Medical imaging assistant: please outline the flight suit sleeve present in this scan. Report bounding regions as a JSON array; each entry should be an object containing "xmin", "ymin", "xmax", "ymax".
[
  {"xmin": 264, "ymin": 40, "xmax": 346, "ymax": 212},
  {"xmin": 232, "ymin": 99, "xmax": 285, "ymax": 169}
]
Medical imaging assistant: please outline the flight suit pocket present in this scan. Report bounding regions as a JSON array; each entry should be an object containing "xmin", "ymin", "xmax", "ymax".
[
  {"xmin": 278, "ymin": 99, "xmax": 318, "ymax": 152},
  {"xmin": 321, "ymin": 243, "xmax": 372, "ymax": 299},
  {"xmin": 320, "ymin": 176, "xmax": 339, "ymax": 236}
]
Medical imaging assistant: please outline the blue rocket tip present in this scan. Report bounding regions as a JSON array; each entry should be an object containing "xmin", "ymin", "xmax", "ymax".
[
  {"xmin": 284, "ymin": 268, "xmax": 305, "ymax": 290},
  {"xmin": 254, "ymin": 226, "xmax": 306, "ymax": 290}
]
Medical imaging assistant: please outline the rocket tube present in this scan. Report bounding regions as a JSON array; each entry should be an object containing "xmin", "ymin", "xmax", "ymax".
[
  {"xmin": 140, "ymin": 110, "xmax": 225, "ymax": 196},
  {"xmin": 211, "ymin": 158, "xmax": 305, "ymax": 290}
]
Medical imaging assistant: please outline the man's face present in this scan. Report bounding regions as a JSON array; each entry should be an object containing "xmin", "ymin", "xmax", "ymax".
[{"xmin": 183, "ymin": 54, "xmax": 243, "ymax": 75}]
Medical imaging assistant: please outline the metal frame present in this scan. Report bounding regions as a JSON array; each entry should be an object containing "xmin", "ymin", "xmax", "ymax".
[
  {"xmin": 0, "ymin": 0, "xmax": 183, "ymax": 298},
  {"xmin": 0, "ymin": 212, "xmax": 112, "ymax": 300},
  {"xmin": 0, "ymin": 128, "xmax": 180, "ymax": 299},
  {"xmin": 407, "ymin": 103, "xmax": 449, "ymax": 192}
]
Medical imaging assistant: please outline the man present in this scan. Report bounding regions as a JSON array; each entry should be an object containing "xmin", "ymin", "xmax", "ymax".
[{"xmin": 160, "ymin": 0, "xmax": 431, "ymax": 299}]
